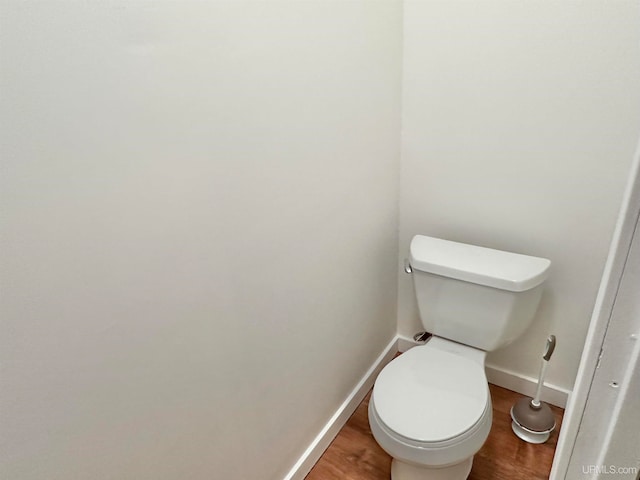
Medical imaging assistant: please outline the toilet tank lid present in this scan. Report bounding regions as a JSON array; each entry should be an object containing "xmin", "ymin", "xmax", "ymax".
[{"xmin": 410, "ymin": 235, "xmax": 551, "ymax": 292}]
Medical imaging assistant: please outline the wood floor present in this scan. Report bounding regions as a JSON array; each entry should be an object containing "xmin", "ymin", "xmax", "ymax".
[{"xmin": 306, "ymin": 384, "xmax": 564, "ymax": 480}]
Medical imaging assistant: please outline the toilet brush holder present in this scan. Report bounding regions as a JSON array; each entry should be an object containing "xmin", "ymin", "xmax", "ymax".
[{"xmin": 511, "ymin": 335, "xmax": 557, "ymax": 444}]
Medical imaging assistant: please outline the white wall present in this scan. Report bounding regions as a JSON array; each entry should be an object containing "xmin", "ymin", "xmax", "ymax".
[
  {"xmin": 399, "ymin": 0, "xmax": 640, "ymax": 392},
  {"xmin": 0, "ymin": 2, "xmax": 401, "ymax": 479}
]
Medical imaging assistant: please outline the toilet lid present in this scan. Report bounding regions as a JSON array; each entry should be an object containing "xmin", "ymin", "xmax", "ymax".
[{"xmin": 373, "ymin": 345, "xmax": 488, "ymax": 443}]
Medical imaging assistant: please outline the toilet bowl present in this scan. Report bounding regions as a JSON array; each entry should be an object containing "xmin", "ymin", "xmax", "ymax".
[
  {"xmin": 368, "ymin": 235, "xmax": 551, "ymax": 479},
  {"xmin": 369, "ymin": 337, "xmax": 492, "ymax": 480}
]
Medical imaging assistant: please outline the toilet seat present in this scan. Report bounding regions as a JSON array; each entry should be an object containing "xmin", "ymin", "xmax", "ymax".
[
  {"xmin": 368, "ymin": 341, "xmax": 493, "ymax": 468},
  {"xmin": 372, "ymin": 342, "xmax": 488, "ymax": 444}
]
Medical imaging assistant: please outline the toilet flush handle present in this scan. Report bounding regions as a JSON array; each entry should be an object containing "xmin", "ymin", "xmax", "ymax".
[{"xmin": 404, "ymin": 258, "xmax": 412, "ymax": 274}]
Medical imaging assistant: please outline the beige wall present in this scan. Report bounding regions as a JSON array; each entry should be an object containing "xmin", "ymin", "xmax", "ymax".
[
  {"xmin": 3, "ymin": 1, "xmax": 640, "ymax": 477},
  {"xmin": 399, "ymin": 0, "xmax": 640, "ymax": 391},
  {"xmin": 0, "ymin": 2, "xmax": 402, "ymax": 479}
]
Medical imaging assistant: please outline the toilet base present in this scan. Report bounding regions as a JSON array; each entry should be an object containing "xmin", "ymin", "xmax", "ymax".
[{"xmin": 391, "ymin": 457, "xmax": 473, "ymax": 480}]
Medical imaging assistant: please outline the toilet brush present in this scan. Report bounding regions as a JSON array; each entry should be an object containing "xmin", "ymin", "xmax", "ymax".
[{"xmin": 510, "ymin": 335, "xmax": 557, "ymax": 444}]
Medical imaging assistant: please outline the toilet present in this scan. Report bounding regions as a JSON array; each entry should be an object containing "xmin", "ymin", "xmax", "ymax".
[{"xmin": 369, "ymin": 235, "xmax": 551, "ymax": 480}]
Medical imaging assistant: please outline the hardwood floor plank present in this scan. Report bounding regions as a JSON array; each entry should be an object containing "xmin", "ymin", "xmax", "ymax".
[{"xmin": 306, "ymin": 384, "xmax": 563, "ymax": 480}]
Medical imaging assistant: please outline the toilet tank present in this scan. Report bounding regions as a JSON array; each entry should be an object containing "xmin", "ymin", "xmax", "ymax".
[{"xmin": 409, "ymin": 236, "xmax": 551, "ymax": 352}]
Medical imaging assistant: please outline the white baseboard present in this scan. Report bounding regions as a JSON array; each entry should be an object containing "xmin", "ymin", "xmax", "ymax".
[
  {"xmin": 397, "ymin": 335, "xmax": 570, "ymax": 408},
  {"xmin": 397, "ymin": 334, "xmax": 417, "ymax": 353},
  {"xmin": 485, "ymin": 364, "xmax": 570, "ymax": 408},
  {"xmin": 282, "ymin": 335, "xmax": 399, "ymax": 480}
]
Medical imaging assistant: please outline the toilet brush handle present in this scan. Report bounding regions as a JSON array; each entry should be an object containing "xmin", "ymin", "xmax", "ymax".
[
  {"xmin": 543, "ymin": 335, "xmax": 556, "ymax": 361},
  {"xmin": 532, "ymin": 335, "xmax": 556, "ymax": 407},
  {"xmin": 532, "ymin": 360, "xmax": 548, "ymax": 407}
]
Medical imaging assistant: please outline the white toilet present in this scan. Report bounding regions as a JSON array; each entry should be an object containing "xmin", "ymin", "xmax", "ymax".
[{"xmin": 369, "ymin": 235, "xmax": 551, "ymax": 480}]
